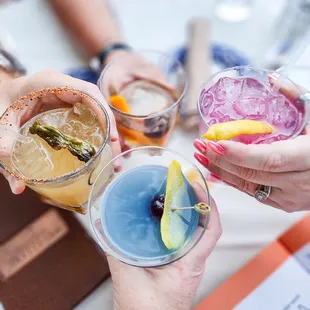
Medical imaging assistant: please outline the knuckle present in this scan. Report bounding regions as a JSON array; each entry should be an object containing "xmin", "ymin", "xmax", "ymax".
[
  {"xmin": 262, "ymin": 152, "xmax": 283, "ymax": 171},
  {"xmin": 236, "ymin": 178, "xmax": 252, "ymax": 193},
  {"xmin": 295, "ymin": 178, "xmax": 310, "ymax": 192},
  {"xmin": 37, "ymin": 69, "xmax": 59, "ymax": 78},
  {"xmin": 237, "ymin": 166, "xmax": 257, "ymax": 181},
  {"xmin": 209, "ymin": 165, "xmax": 221, "ymax": 178},
  {"xmin": 212, "ymin": 155, "xmax": 222, "ymax": 167},
  {"xmin": 87, "ymin": 82, "xmax": 99, "ymax": 93}
]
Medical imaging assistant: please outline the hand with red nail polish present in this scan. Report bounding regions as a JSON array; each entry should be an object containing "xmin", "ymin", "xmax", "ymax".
[
  {"xmin": 192, "ymin": 75, "xmax": 310, "ymax": 213},
  {"xmin": 198, "ymin": 127, "xmax": 310, "ymax": 213}
]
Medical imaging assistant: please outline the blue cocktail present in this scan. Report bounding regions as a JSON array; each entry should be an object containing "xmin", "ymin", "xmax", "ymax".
[{"xmin": 88, "ymin": 147, "xmax": 210, "ymax": 267}]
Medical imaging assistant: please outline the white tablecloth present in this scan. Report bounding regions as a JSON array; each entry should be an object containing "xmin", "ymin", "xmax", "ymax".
[{"xmin": 0, "ymin": 1, "xmax": 308, "ymax": 309}]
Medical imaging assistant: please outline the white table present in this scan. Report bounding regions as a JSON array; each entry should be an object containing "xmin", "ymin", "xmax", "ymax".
[{"xmin": 0, "ymin": 1, "xmax": 308, "ymax": 309}]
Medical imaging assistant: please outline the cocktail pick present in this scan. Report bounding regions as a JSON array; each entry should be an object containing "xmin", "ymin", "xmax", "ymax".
[{"xmin": 172, "ymin": 202, "xmax": 211, "ymax": 215}]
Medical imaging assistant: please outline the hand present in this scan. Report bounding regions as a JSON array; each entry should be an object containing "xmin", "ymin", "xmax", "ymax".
[
  {"xmin": 108, "ymin": 183, "xmax": 221, "ymax": 310},
  {"xmin": 100, "ymin": 50, "xmax": 174, "ymax": 153},
  {"xmin": 101, "ymin": 50, "xmax": 173, "ymax": 96},
  {"xmin": 193, "ymin": 76, "xmax": 310, "ymax": 213},
  {"xmin": 0, "ymin": 70, "xmax": 120, "ymax": 194}
]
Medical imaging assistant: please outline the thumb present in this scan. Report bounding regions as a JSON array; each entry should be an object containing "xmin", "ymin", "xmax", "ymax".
[{"xmin": 182, "ymin": 183, "xmax": 221, "ymax": 268}]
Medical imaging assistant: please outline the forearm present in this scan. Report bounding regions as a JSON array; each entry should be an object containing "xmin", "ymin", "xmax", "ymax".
[{"xmin": 48, "ymin": 0, "xmax": 124, "ymax": 59}]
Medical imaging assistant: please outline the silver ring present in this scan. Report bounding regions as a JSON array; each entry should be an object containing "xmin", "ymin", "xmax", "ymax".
[
  {"xmin": 297, "ymin": 93, "xmax": 310, "ymax": 104},
  {"xmin": 254, "ymin": 185, "xmax": 272, "ymax": 202}
]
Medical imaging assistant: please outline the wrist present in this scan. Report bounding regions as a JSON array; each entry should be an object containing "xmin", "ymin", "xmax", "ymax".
[
  {"xmin": 89, "ymin": 42, "xmax": 131, "ymax": 72},
  {"xmin": 112, "ymin": 282, "xmax": 194, "ymax": 310}
]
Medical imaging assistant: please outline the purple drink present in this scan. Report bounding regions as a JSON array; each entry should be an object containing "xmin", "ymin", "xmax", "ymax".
[{"xmin": 198, "ymin": 67, "xmax": 308, "ymax": 144}]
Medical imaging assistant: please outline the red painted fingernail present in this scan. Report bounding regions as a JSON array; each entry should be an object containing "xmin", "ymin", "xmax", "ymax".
[
  {"xmin": 193, "ymin": 139, "xmax": 207, "ymax": 154},
  {"xmin": 194, "ymin": 152, "xmax": 209, "ymax": 167},
  {"xmin": 207, "ymin": 141, "xmax": 225, "ymax": 155},
  {"xmin": 210, "ymin": 173, "xmax": 221, "ymax": 181}
]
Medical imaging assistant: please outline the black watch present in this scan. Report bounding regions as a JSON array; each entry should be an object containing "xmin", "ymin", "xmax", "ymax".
[
  {"xmin": 0, "ymin": 48, "xmax": 26, "ymax": 77},
  {"xmin": 89, "ymin": 43, "xmax": 131, "ymax": 73}
]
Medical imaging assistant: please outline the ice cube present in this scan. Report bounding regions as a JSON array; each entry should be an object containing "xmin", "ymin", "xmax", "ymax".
[
  {"xmin": 271, "ymin": 96, "xmax": 297, "ymax": 128},
  {"xmin": 70, "ymin": 102, "xmax": 97, "ymax": 127},
  {"xmin": 200, "ymin": 91, "xmax": 214, "ymax": 115},
  {"xmin": 210, "ymin": 108, "xmax": 225, "ymax": 119},
  {"xmin": 208, "ymin": 118, "xmax": 217, "ymax": 126},
  {"xmin": 211, "ymin": 77, "xmax": 242, "ymax": 102},
  {"xmin": 219, "ymin": 115, "xmax": 234, "ymax": 123},
  {"xmin": 240, "ymin": 78, "xmax": 269, "ymax": 99},
  {"xmin": 120, "ymin": 80, "xmax": 172, "ymax": 116},
  {"xmin": 233, "ymin": 98, "xmax": 268, "ymax": 118}
]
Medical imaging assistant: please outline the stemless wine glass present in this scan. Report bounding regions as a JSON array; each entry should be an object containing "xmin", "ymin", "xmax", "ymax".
[
  {"xmin": 198, "ymin": 66, "xmax": 309, "ymax": 144},
  {"xmin": 0, "ymin": 87, "xmax": 113, "ymax": 214},
  {"xmin": 88, "ymin": 146, "xmax": 210, "ymax": 267},
  {"xmin": 98, "ymin": 51, "xmax": 187, "ymax": 148}
]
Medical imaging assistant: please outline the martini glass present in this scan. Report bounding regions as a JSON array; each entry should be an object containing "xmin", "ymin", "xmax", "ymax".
[{"xmin": 88, "ymin": 146, "xmax": 210, "ymax": 267}]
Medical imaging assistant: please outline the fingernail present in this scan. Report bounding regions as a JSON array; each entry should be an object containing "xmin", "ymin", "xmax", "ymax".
[
  {"xmin": 8, "ymin": 177, "xmax": 24, "ymax": 195},
  {"xmin": 210, "ymin": 173, "xmax": 221, "ymax": 181},
  {"xmin": 207, "ymin": 141, "xmax": 225, "ymax": 155},
  {"xmin": 193, "ymin": 139, "xmax": 207, "ymax": 154},
  {"xmin": 113, "ymin": 158, "xmax": 122, "ymax": 172},
  {"xmin": 194, "ymin": 152, "xmax": 209, "ymax": 167},
  {"xmin": 268, "ymin": 73, "xmax": 278, "ymax": 83}
]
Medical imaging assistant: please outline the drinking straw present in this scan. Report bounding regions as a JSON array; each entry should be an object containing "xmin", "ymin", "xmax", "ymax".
[{"xmin": 270, "ymin": 34, "xmax": 310, "ymax": 96}]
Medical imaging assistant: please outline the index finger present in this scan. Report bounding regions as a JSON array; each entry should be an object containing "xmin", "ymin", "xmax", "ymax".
[
  {"xmin": 7, "ymin": 71, "xmax": 119, "ymax": 143},
  {"xmin": 219, "ymin": 134, "xmax": 310, "ymax": 172}
]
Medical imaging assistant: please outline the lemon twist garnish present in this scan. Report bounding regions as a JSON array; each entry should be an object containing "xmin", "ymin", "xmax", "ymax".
[{"xmin": 202, "ymin": 120, "xmax": 273, "ymax": 141}]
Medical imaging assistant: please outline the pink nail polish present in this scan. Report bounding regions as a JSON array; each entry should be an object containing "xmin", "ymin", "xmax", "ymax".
[
  {"xmin": 194, "ymin": 152, "xmax": 209, "ymax": 167},
  {"xmin": 193, "ymin": 139, "xmax": 207, "ymax": 154},
  {"xmin": 207, "ymin": 141, "xmax": 225, "ymax": 155}
]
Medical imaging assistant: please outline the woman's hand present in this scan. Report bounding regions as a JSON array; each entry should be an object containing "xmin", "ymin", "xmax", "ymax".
[
  {"xmin": 100, "ymin": 50, "xmax": 174, "ymax": 152},
  {"xmin": 108, "ymin": 183, "xmax": 222, "ymax": 310},
  {"xmin": 0, "ymin": 70, "xmax": 120, "ymax": 194},
  {"xmin": 100, "ymin": 50, "xmax": 173, "ymax": 97},
  {"xmin": 193, "ymin": 75, "xmax": 310, "ymax": 213}
]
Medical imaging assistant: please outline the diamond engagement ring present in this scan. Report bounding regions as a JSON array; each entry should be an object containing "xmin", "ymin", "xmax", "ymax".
[
  {"xmin": 254, "ymin": 185, "xmax": 272, "ymax": 202},
  {"xmin": 296, "ymin": 93, "xmax": 310, "ymax": 105}
]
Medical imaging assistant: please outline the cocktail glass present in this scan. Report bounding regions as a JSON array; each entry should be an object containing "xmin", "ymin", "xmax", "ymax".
[
  {"xmin": 198, "ymin": 66, "xmax": 309, "ymax": 144},
  {"xmin": 88, "ymin": 146, "xmax": 210, "ymax": 267},
  {"xmin": 98, "ymin": 51, "xmax": 187, "ymax": 147},
  {"xmin": 0, "ymin": 87, "xmax": 113, "ymax": 214}
]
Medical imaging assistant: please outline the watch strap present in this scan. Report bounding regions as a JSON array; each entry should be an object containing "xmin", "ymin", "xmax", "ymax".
[
  {"xmin": 89, "ymin": 43, "xmax": 131, "ymax": 73},
  {"xmin": 0, "ymin": 48, "xmax": 26, "ymax": 76},
  {"xmin": 97, "ymin": 43, "xmax": 131, "ymax": 65}
]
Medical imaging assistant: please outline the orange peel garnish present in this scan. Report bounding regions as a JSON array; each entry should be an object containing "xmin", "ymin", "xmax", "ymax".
[{"xmin": 109, "ymin": 95, "xmax": 130, "ymax": 113}]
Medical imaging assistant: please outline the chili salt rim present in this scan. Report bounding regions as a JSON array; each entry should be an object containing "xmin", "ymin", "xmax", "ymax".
[{"xmin": 0, "ymin": 87, "xmax": 111, "ymax": 184}]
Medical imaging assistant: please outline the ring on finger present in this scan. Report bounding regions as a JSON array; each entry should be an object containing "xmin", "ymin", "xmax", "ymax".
[{"xmin": 254, "ymin": 185, "xmax": 272, "ymax": 202}]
